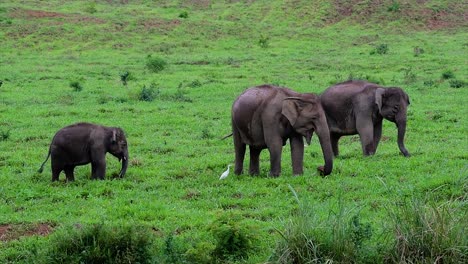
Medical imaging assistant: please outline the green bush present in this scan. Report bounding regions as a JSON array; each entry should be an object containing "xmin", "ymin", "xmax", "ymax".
[
  {"xmin": 120, "ymin": 71, "xmax": 130, "ymax": 86},
  {"xmin": 449, "ymin": 79, "xmax": 465, "ymax": 88},
  {"xmin": 69, "ymin": 81, "xmax": 83, "ymax": 92},
  {"xmin": 209, "ymin": 212, "xmax": 258, "ymax": 262},
  {"xmin": 441, "ymin": 70, "xmax": 455, "ymax": 79},
  {"xmin": 179, "ymin": 11, "xmax": 188, "ymax": 18},
  {"xmin": 0, "ymin": 129, "xmax": 10, "ymax": 141},
  {"xmin": 258, "ymin": 35, "xmax": 270, "ymax": 48},
  {"xmin": 370, "ymin": 43, "xmax": 388, "ymax": 55},
  {"xmin": 45, "ymin": 223, "xmax": 154, "ymax": 264},
  {"xmin": 146, "ymin": 55, "xmax": 167, "ymax": 73},
  {"xmin": 139, "ymin": 84, "xmax": 160, "ymax": 102},
  {"xmin": 385, "ymin": 198, "xmax": 467, "ymax": 263}
]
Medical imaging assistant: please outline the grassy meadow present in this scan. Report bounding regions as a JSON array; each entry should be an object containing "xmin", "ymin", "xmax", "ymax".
[{"xmin": 0, "ymin": 1, "xmax": 467, "ymax": 263}]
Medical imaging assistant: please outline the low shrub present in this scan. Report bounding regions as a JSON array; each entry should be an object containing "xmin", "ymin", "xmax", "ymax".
[
  {"xmin": 146, "ymin": 55, "xmax": 167, "ymax": 73},
  {"xmin": 179, "ymin": 11, "xmax": 188, "ymax": 18},
  {"xmin": 441, "ymin": 70, "xmax": 455, "ymax": 79},
  {"xmin": 139, "ymin": 84, "xmax": 160, "ymax": 102},
  {"xmin": 209, "ymin": 212, "xmax": 259, "ymax": 262},
  {"xmin": 449, "ymin": 79, "xmax": 465, "ymax": 88},
  {"xmin": 69, "ymin": 81, "xmax": 83, "ymax": 92},
  {"xmin": 44, "ymin": 223, "xmax": 154, "ymax": 264},
  {"xmin": 370, "ymin": 43, "xmax": 388, "ymax": 55}
]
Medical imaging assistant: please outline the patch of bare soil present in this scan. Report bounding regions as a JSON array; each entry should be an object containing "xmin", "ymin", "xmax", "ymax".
[
  {"xmin": 9, "ymin": 8, "xmax": 106, "ymax": 24},
  {"xmin": 0, "ymin": 223, "xmax": 54, "ymax": 242}
]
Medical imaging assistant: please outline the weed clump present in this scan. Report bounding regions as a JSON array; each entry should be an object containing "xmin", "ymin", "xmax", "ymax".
[
  {"xmin": 441, "ymin": 70, "xmax": 455, "ymax": 79},
  {"xmin": 146, "ymin": 55, "xmax": 167, "ymax": 73},
  {"xmin": 258, "ymin": 35, "xmax": 270, "ymax": 48},
  {"xmin": 449, "ymin": 79, "xmax": 465, "ymax": 88},
  {"xmin": 179, "ymin": 11, "xmax": 188, "ymax": 18},
  {"xmin": 370, "ymin": 43, "xmax": 389, "ymax": 55},
  {"xmin": 69, "ymin": 81, "xmax": 83, "ymax": 92},
  {"xmin": 139, "ymin": 83, "xmax": 160, "ymax": 102},
  {"xmin": 385, "ymin": 198, "xmax": 467, "ymax": 263},
  {"xmin": 45, "ymin": 223, "xmax": 154, "ymax": 264},
  {"xmin": 0, "ymin": 129, "xmax": 10, "ymax": 141},
  {"xmin": 270, "ymin": 186, "xmax": 375, "ymax": 263},
  {"xmin": 209, "ymin": 212, "xmax": 259, "ymax": 262},
  {"xmin": 119, "ymin": 71, "xmax": 130, "ymax": 86}
]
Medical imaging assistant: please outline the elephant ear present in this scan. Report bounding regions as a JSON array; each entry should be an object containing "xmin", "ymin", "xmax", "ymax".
[
  {"xmin": 375, "ymin": 88, "xmax": 385, "ymax": 114},
  {"xmin": 282, "ymin": 98, "xmax": 303, "ymax": 126}
]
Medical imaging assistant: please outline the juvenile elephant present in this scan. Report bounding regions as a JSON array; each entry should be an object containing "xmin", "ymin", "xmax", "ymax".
[
  {"xmin": 320, "ymin": 80, "xmax": 410, "ymax": 157},
  {"xmin": 38, "ymin": 122, "xmax": 129, "ymax": 181},
  {"xmin": 231, "ymin": 84, "xmax": 333, "ymax": 177}
]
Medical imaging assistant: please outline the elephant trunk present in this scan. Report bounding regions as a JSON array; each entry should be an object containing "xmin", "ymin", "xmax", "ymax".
[
  {"xmin": 396, "ymin": 116, "xmax": 410, "ymax": 157},
  {"xmin": 316, "ymin": 119, "xmax": 333, "ymax": 176},
  {"xmin": 119, "ymin": 150, "xmax": 129, "ymax": 178}
]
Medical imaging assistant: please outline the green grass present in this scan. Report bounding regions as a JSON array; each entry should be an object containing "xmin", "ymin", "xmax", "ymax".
[{"xmin": 0, "ymin": 1, "xmax": 467, "ymax": 263}]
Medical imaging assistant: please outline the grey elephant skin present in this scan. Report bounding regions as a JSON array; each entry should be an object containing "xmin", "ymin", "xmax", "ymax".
[
  {"xmin": 320, "ymin": 80, "xmax": 410, "ymax": 157},
  {"xmin": 38, "ymin": 122, "xmax": 129, "ymax": 181},
  {"xmin": 231, "ymin": 84, "xmax": 333, "ymax": 177}
]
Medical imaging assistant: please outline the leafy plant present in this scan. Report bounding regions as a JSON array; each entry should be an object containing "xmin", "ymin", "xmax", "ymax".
[
  {"xmin": 0, "ymin": 129, "xmax": 10, "ymax": 141},
  {"xmin": 120, "ymin": 71, "xmax": 130, "ymax": 86},
  {"xmin": 146, "ymin": 55, "xmax": 167, "ymax": 73},
  {"xmin": 139, "ymin": 84, "xmax": 160, "ymax": 102},
  {"xmin": 258, "ymin": 35, "xmax": 270, "ymax": 48},
  {"xmin": 449, "ymin": 79, "xmax": 465, "ymax": 88},
  {"xmin": 69, "ymin": 81, "xmax": 83, "ymax": 92},
  {"xmin": 387, "ymin": 1, "xmax": 400, "ymax": 12},
  {"xmin": 370, "ymin": 43, "xmax": 389, "ymax": 55},
  {"xmin": 441, "ymin": 70, "xmax": 455, "ymax": 79},
  {"xmin": 45, "ymin": 223, "xmax": 154, "ymax": 264},
  {"xmin": 179, "ymin": 11, "xmax": 188, "ymax": 18},
  {"xmin": 209, "ymin": 212, "xmax": 258, "ymax": 262},
  {"xmin": 413, "ymin": 46, "xmax": 424, "ymax": 57},
  {"xmin": 403, "ymin": 67, "xmax": 417, "ymax": 84}
]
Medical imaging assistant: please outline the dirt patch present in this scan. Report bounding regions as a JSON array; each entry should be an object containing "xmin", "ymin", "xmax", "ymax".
[
  {"xmin": 0, "ymin": 223, "xmax": 54, "ymax": 242},
  {"xmin": 9, "ymin": 8, "xmax": 106, "ymax": 24}
]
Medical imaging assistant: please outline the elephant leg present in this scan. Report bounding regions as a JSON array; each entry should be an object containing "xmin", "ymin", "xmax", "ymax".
[
  {"xmin": 64, "ymin": 166, "xmax": 75, "ymax": 181},
  {"xmin": 249, "ymin": 146, "xmax": 261, "ymax": 176},
  {"xmin": 267, "ymin": 143, "xmax": 283, "ymax": 177},
  {"xmin": 330, "ymin": 133, "xmax": 341, "ymax": 157},
  {"xmin": 289, "ymin": 135, "xmax": 304, "ymax": 175},
  {"xmin": 91, "ymin": 157, "xmax": 106, "ymax": 180},
  {"xmin": 51, "ymin": 160, "xmax": 62, "ymax": 182},
  {"xmin": 233, "ymin": 129, "xmax": 245, "ymax": 175},
  {"xmin": 356, "ymin": 119, "xmax": 375, "ymax": 156},
  {"xmin": 373, "ymin": 120, "xmax": 383, "ymax": 154}
]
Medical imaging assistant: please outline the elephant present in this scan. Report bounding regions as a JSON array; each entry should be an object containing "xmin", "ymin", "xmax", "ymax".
[
  {"xmin": 38, "ymin": 122, "xmax": 129, "ymax": 181},
  {"xmin": 320, "ymin": 80, "xmax": 410, "ymax": 157},
  {"xmin": 231, "ymin": 84, "xmax": 333, "ymax": 177}
]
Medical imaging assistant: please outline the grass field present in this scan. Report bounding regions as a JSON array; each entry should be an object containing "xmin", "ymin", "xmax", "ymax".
[{"xmin": 0, "ymin": 1, "xmax": 467, "ymax": 263}]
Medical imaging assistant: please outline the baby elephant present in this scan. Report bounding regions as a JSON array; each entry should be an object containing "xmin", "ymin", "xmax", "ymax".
[{"xmin": 38, "ymin": 122, "xmax": 129, "ymax": 181}]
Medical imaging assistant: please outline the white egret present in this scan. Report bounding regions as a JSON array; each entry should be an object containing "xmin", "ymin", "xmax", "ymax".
[{"xmin": 219, "ymin": 164, "xmax": 231, "ymax": 180}]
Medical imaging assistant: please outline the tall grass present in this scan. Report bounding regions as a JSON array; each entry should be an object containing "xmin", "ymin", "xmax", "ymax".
[
  {"xmin": 44, "ymin": 223, "xmax": 154, "ymax": 264},
  {"xmin": 385, "ymin": 197, "xmax": 467, "ymax": 263},
  {"xmin": 269, "ymin": 186, "xmax": 375, "ymax": 263}
]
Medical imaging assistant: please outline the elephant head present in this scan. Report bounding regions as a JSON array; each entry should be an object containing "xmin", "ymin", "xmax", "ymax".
[
  {"xmin": 375, "ymin": 87, "xmax": 410, "ymax": 157},
  {"xmin": 108, "ymin": 128, "xmax": 129, "ymax": 177},
  {"xmin": 281, "ymin": 95, "xmax": 333, "ymax": 175}
]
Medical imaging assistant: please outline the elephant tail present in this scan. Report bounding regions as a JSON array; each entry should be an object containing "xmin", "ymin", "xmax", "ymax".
[
  {"xmin": 38, "ymin": 149, "xmax": 51, "ymax": 173},
  {"xmin": 221, "ymin": 133, "xmax": 233, "ymax": 140}
]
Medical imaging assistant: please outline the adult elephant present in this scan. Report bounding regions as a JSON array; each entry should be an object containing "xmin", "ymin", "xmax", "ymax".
[
  {"xmin": 320, "ymin": 80, "xmax": 410, "ymax": 157},
  {"xmin": 231, "ymin": 84, "xmax": 333, "ymax": 177},
  {"xmin": 38, "ymin": 122, "xmax": 129, "ymax": 181}
]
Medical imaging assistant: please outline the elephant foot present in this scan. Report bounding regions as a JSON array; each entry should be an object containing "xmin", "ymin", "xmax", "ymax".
[{"xmin": 317, "ymin": 166, "xmax": 326, "ymax": 177}]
